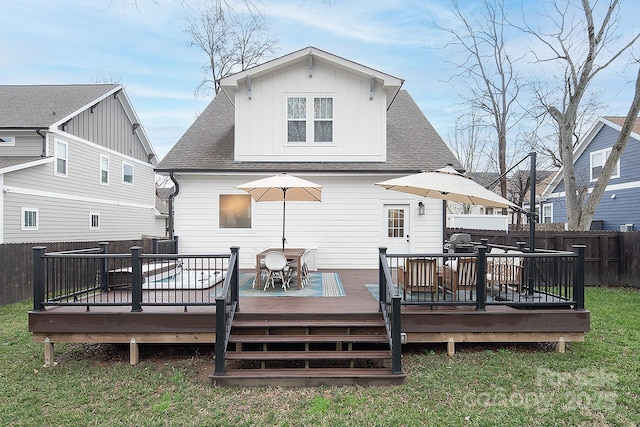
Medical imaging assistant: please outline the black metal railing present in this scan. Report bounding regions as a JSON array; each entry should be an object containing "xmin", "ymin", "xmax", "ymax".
[
  {"xmin": 378, "ymin": 247, "xmax": 403, "ymax": 375},
  {"xmin": 214, "ymin": 247, "xmax": 240, "ymax": 376},
  {"xmin": 381, "ymin": 243, "xmax": 586, "ymax": 311},
  {"xmin": 32, "ymin": 244, "xmax": 238, "ymax": 312}
]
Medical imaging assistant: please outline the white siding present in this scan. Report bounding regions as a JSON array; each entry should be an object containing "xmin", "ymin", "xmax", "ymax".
[
  {"xmin": 173, "ymin": 174, "xmax": 443, "ymax": 269},
  {"xmin": 234, "ymin": 58, "xmax": 387, "ymax": 162}
]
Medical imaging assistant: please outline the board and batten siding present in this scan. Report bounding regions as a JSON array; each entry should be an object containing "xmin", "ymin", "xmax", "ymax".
[
  {"xmin": 234, "ymin": 59, "xmax": 386, "ymax": 163},
  {"xmin": 64, "ymin": 91, "xmax": 149, "ymax": 164},
  {"xmin": 173, "ymin": 174, "xmax": 443, "ymax": 269}
]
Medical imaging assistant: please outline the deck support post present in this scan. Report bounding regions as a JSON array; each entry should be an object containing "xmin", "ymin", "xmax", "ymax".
[
  {"xmin": 447, "ymin": 337, "xmax": 455, "ymax": 356},
  {"xmin": 556, "ymin": 337, "xmax": 566, "ymax": 353},
  {"xmin": 130, "ymin": 338, "xmax": 139, "ymax": 365},
  {"xmin": 130, "ymin": 246, "xmax": 143, "ymax": 312},
  {"xmin": 44, "ymin": 337, "xmax": 54, "ymax": 367}
]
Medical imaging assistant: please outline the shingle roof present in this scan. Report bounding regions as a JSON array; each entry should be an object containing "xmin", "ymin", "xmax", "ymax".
[
  {"xmin": 157, "ymin": 90, "xmax": 461, "ymax": 173},
  {"xmin": 0, "ymin": 84, "xmax": 119, "ymax": 128},
  {"xmin": 0, "ymin": 156, "xmax": 47, "ymax": 170},
  {"xmin": 603, "ymin": 116, "xmax": 640, "ymax": 135}
]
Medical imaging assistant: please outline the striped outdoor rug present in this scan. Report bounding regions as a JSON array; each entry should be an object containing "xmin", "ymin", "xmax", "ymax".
[{"xmin": 236, "ymin": 272, "xmax": 345, "ymax": 297}]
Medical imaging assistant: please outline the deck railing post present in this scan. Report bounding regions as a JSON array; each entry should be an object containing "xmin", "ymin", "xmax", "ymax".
[
  {"xmin": 391, "ymin": 294, "xmax": 402, "ymax": 374},
  {"xmin": 573, "ymin": 245, "xmax": 586, "ymax": 311},
  {"xmin": 33, "ymin": 246, "xmax": 47, "ymax": 311},
  {"xmin": 214, "ymin": 296, "xmax": 226, "ymax": 375},
  {"xmin": 230, "ymin": 246, "xmax": 240, "ymax": 312},
  {"xmin": 476, "ymin": 246, "xmax": 487, "ymax": 311},
  {"xmin": 173, "ymin": 236, "xmax": 179, "ymax": 254},
  {"xmin": 378, "ymin": 247, "xmax": 388, "ymax": 311},
  {"xmin": 99, "ymin": 242, "xmax": 109, "ymax": 292},
  {"xmin": 130, "ymin": 246, "xmax": 143, "ymax": 312}
]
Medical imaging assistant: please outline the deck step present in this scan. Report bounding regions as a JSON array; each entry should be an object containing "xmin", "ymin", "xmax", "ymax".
[
  {"xmin": 210, "ymin": 368, "xmax": 406, "ymax": 387},
  {"xmin": 228, "ymin": 334, "xmax": 388, "ymax": 344},
  {"xmin": 225, "ymin": 350, "xmax": 391, "ymax": 361},
  {"xmin": 231, "ymin": 319, "xmax": 385, "ymax": 328}
]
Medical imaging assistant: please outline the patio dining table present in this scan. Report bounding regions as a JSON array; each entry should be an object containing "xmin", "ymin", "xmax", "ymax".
[{"xmin": 256, "ymin": 248, "xmax": 306, "ymax": 290}]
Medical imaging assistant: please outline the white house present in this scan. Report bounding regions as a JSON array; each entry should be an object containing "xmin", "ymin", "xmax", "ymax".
[
  {"xmin": 157, "ymin": 47, "xmax": 462, "ymax": 269},
  {"xmin": 0, "ymin": 84, "xmax": 165, "ymax": 243}
]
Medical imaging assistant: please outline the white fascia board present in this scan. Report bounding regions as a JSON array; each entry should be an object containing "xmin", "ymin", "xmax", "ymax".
[
  {"xmin": 0, "ymin": 157, "xmax": 54, "ymax": 174},
  {"xmin": 220, "ymin": 47, "xmax": 403, "ymax": 89}
]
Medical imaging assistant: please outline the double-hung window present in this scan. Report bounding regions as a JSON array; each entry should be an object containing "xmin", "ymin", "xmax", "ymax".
[
  {"xmin": 100, "ymin": 155, "xmax": 109, "ymax": 184},
  {"xmin": 541, "ymin": 203, "xmax": 553, "ymax": 224},
  {"xmin": 55, "ymin": 140, "xmax": 68, "ymax": 176},
  {"xmin": 123, "ymin": 162, "xmax": 134, "ymax": 184},
  {"xmin": 21, "ymin": 208, "xmax": 38, "ymax": 230},
  {"xmin": 590, "ymin": 148, "xmax": 619, "ymax": 181},
  {"xmin": 287, "ymin": 96, "xmax": 333, "ymax": 143}
]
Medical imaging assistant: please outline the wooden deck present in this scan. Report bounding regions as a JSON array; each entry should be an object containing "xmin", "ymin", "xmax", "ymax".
[{"xmin": 29, "ymin": 269, "xmax": 590, "ymax": 384}]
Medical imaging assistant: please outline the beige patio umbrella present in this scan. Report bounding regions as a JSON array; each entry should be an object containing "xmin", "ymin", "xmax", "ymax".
[
  {"xmin": 375, "ymin": 165, "xmax": 518, "ymax": 209},
  {"xmin": 236, "ymin": 173, "xmax": 322, "ymax": 249}
]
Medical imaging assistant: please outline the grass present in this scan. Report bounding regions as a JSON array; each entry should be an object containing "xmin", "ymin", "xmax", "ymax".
[{"xmin": 1, "ymin": 287, "xmax": 639, "ymax": 426}]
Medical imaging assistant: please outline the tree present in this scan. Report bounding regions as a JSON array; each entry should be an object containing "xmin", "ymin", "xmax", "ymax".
[
  {"xmin": 521, "ymin": 0, "xmax": 640, "ymax": 230},
  {"xmin": 439, "ymin": 0, "xmax": 528, "ymax": 211},
  {"xmin": 184, "ymin": 1, "xmax": 278, "ymax": 96}
]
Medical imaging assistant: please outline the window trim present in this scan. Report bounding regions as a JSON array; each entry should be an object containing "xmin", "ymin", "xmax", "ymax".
[
  {"xmin": 54, "ymin": 140, "xmax": 68, "ymax": 177},
  {"xmin": 21, "ymin": 207, "xmax": 39, "ymax": 230},
  {"xmin": 0, "ymin": 135, "xmax": 15, "ymax": 146},
  {"xmin": 122, "ymin": 162, "xmax": 134, "ymax": 185},
  {"xmin": 590, "ymin": 148, "xmax": 620, "ymax": 182},
  {"xmin": 89, "ymin": 212, "xmax": 100, "ymax": 230},
  {"xmin": 285, "ymin": 94, "xmax": 335, "ymax": 145},
  {"xmin": 100, "ymin": 155, "xmax": 109, "ymax": 185}
]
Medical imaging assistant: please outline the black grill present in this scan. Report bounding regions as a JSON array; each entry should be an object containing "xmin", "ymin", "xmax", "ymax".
[{"xmin": 443, "ymin": 233, "xmax": 474, "ymax": 253}]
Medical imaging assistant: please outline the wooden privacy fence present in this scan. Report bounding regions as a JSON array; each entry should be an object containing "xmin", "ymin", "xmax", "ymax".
[
  {"xmin": 450, "ymin": 229, "xmax": 640, "ymax": 287},
  {"xmin": 0, "ymin": 237, "xmax": 176, "ymax": 306}
]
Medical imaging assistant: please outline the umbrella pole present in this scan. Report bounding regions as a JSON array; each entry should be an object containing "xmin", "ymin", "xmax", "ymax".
[{"xmin": 282, "ymin": 188, "xmax": 287, "ymax": 250}]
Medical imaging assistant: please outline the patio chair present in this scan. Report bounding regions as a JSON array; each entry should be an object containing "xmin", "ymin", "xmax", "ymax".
[
  {"xmin": 487, "ymin": 249, "xmax": 523, "ymax": 297},
  {"xmin": 442, "ymin": 257, "xmax": 477, "ymax": 301},
  {"xmin": 263, "ymin": 251, "xmax": 292, "ymax": 291},
  {"xmin": 250, "ymin": 247, "xmax": 268, "ymax": 288},
  {"xmin": 401, "ymin": 258, "xmax": 438, "ymax": 301},
  {"xmin": 288, "ymin": 248, "xmax": 312, "ymax": 288}
]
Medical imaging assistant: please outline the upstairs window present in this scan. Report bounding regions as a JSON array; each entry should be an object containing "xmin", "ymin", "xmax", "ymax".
[
  {"xmin": 55, "ymin": 140, "xmax": 68, "ymax": 176},
  {"xmin": 0, "ymin": 136, "xmax": 15, "ymax": 146},
  {"xmin": 100, "ymin": 155, "xmax": 109, "ymax": 185},
  {"xmin": 590, "ymin": 148, "xmax": 619, "ymax": 181},
  {"xmin": 541, "ymin": 203, "xmax": 553, "ymax": 224},
  {"xmin": 286, "ymin": 96, "xmax": 333, "ymax": 143},
  {"xmin": 123, "ymin": 162, "xmax": 134, "ymax": 185}
]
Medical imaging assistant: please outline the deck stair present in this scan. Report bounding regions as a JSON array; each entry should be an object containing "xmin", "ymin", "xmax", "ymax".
[{"xmin": 210, "ymin": 312, "xmax": 406, "ymax": 386}]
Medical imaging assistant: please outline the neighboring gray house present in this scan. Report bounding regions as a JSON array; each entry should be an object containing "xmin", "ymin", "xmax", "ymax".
[
  {"xmin": 157, "ymin": 47, "xmax": 461, "ymax": 269},
  {"xmin": 0, "ymin": 84, "xmax": 165, "ymax": 243}
]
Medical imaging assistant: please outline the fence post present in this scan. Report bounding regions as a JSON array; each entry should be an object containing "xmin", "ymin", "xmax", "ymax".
[
  {"xmin": 152, "ymin": 238, "xmax": 158, "ymax": 254},
  {"xmin": 476, "ymin": 246, "xmax": 486, "ymax": 311},
  {"xmin": 378, "ymin": 247, "xmax": 388, "ymax": 311},
  {"xmin": 573, "ymin": 245, "xmax": 586, "ymax": 311},
  {"xmin": 32, "ymin": 247, "xmax": 47, "ymax": 311},
  {"xmin": 99, "ymin": 242, "xmax": 109, "ymax": 292},
  {"xmin": 130, "ymin": 246, "xmax": 143, "ymax": 312},
  {"xmin": 230, "ymin": 246, "xmax": 240, "ymax": 312},
  {"xmin": 173, "ymin": 236, "xmax": 179, "ymax": 254}
]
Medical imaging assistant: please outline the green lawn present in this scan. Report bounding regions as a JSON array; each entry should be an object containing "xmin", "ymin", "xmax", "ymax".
[{"xmin": 1, "ymin": 287, "xmax": 638, "ymax": 426}]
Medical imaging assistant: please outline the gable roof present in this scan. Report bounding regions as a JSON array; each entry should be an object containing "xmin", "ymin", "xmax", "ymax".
[
  {"xmin": 0, "ymin": 84, "xmax": 120, "ymax": 129},
  {"xmin": 542, "ymin": 116, "xmax": 640, "ymax": 197},
  {"xmin": 157, "ymin": 89, "xmax": 461, "ymax": 174}
]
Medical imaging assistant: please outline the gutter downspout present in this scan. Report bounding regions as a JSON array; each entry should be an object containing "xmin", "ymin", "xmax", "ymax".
[
  {"xmin": 167, "ymin": 172, "xmax": 180, "ymax": 239},
  {"xmin": 35, "ymin": 128, "xmax": 47, "ymax": 157}
]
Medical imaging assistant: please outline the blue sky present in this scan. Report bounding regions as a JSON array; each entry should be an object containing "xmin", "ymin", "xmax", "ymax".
[{"xmin": 2, "ymin": 0, "xmax": 639, "ymax": 161}]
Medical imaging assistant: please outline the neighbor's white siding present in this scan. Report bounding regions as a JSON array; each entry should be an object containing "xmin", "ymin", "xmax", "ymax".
[
  {"xmin": 172, "ymin": 174, "xmax": 443, "ymax": 269},
  {"xmin": 234, "ymin": 58, "xmax": 387, "ymax": 163}
]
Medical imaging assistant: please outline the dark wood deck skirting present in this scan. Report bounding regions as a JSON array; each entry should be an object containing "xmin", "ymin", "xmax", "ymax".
[{"xmin": 29, "ymin": 269, "xmax": 590, "ymax": 366}]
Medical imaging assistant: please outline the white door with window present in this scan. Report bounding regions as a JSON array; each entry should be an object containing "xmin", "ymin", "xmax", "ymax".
[{"xmin": 383, "ymin": 204, "xmax": 410, "ymax": 254}]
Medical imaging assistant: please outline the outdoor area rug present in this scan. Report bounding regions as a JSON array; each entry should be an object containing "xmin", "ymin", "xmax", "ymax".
[{"xmin": 214, "ymin": 272, "xmax": 345, "ymax": 297}]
